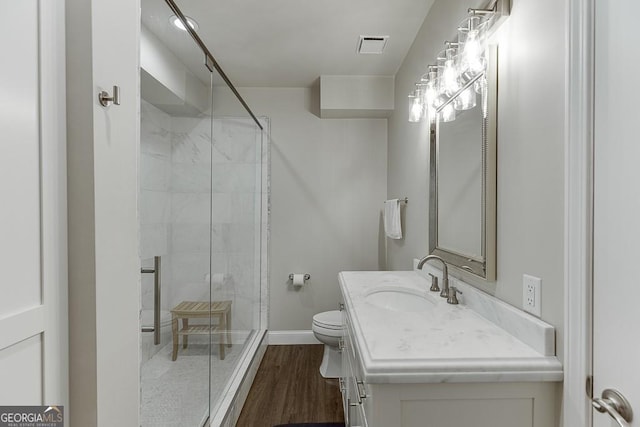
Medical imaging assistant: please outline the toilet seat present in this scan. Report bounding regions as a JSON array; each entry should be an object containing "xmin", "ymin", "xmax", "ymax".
[{"xmin": 312, "ymin": 310, "xmax": 342, "ymax": 330}]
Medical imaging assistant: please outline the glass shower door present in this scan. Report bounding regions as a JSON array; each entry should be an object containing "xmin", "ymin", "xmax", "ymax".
[
  {"xmin": 206, "ymin": 112, "xmax": 267, "ymax": 422},
  {"xmin": 140, "ymin": 0, "xmax": 268, "ymax": 425},
  {"xmin": 139, "ymin": 0, "xmax": 215, "ymax": 424},
  {"xmin": 173, "ymin": 1, "xmax": 269, "ymax": 422}
]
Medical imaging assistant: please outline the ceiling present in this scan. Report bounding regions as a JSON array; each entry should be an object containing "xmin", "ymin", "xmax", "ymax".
[{"xmin": 142, "ymin": 0, "xmax": 435, "ymax": 88}]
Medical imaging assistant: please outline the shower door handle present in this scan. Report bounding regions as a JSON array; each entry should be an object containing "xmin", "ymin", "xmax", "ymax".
[{"xmin": 141, "ymin": 256, "xmax": 161, "ymax": 345}]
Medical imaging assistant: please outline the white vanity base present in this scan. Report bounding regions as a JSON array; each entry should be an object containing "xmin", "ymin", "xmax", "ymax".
[
  {"xmin": 338, "ymin": 270, "xmax": 563, "ymax": 427},
  {"xmin": 360, "ymin": 382, "xmax": 558, "ymax": 427}
]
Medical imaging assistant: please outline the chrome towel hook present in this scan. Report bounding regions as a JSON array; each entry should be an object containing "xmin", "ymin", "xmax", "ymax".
[{"xmin": 99, "ymin": 85, "xmax": 120, "ymax": 107}]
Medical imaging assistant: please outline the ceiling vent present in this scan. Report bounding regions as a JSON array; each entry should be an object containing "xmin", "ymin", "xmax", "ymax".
[{"xmin": 357, "ymin": 36, "xmax": 389, "ymax": 54}]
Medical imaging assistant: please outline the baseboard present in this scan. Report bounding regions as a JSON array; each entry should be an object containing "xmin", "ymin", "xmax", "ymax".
[{"xmin": 267, "ymin": 330, "xmax": 321, "ymax": 345}]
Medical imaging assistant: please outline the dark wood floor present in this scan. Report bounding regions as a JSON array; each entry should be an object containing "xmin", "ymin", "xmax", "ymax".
[{"xmin": 236, "ymin": 345, "xmax": 345, "ymax": 427}]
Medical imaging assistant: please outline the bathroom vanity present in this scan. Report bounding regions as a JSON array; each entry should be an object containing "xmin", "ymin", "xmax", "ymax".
[{"xmin": 338, "ymin": 269, "xmax": 563, "ymax": 427}]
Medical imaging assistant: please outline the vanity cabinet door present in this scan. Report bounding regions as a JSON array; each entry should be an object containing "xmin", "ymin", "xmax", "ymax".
[
  {"xmin": 340, "ymin": 338, "xmax": 350, "ymax": 425},
  {"xmin": 344, "ymin": 359, "xmax": 368, "ymax": 426},
  {"xmin": 339, "ymin": 304, "xmax": 349, "ymax": 423},
  {"xmin": 343, "ymin": 310, "xmax": 369, "ymax": 427}
]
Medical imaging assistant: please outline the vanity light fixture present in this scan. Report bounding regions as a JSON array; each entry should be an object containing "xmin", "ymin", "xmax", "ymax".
[
  {"xmin": 459, "ymin": 16, "xmax": 486, "ymax": 74},
  {"xmin": 421, "ymin": 67, "xmax": 439, "ymax": 122},
  {"xmin": 439, "ymin": 103, "xmax": 456, "ymax": 122},
  {"xmin": 407, "ymin": 0, "xmax": 510, "ymax": 123},
  {"xmin": 454, "ymin": 86, "xmax": 477, "ymax": 111},
  {"xmin": 442, "ymin": 46, "xmax": 461, "ymax": 94},
  {"xmin": 408, "ymin": 89, "xmax": 425, "ymax": 123},
  {"xmin": 169, "ymin": 14, "xmax": 199, "ymax": 32}
]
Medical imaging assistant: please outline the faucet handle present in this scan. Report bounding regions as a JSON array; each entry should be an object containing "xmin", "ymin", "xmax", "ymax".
[
  {"xmin": 428, "ymin": 273, "xmax": 440, "ymax": 292},
  {"xmin": 447, "ymin": 286, "xmax": 463, "ymax": 305}
]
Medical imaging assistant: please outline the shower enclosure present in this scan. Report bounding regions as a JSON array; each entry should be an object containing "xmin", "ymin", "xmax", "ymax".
[{"xmin": 139, "ymin": 1, "xmax": 268, "ymax": 424}]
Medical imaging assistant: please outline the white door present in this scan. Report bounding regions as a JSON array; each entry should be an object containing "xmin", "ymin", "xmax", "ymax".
[
  {"xmin": 0, "ymin": 0, "xmax": 67, "ymax": 412},
  {"xmin": 593, "ymin": 0, "xmax": 640, "ymax": 425}
]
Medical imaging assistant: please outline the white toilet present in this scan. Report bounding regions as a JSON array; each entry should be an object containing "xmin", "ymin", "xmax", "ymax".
[{"xmin": 312, "ymin": 310, "xmax": 343, "ymax": 378}]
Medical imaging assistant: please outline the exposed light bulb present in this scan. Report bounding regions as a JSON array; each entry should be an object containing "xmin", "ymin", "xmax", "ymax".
[
  {"xmin": 440, "ymin": 103, "xmax": 456, "ymax": 122},
  {"xmin": 458, "ymin": 15, "xmax": 486, "ymax": 75},
  {"xmin": 442, "ymin": 47, "xmax": 460, "ymax": 94},
  {"xmin": 454, "ymin": 86, "xmax": 477, "ymax": 111},
  {"xmin": 425, "ymin": 80, "xmax": 438, "ymax": 122},
  {"xmin": 474, "ymin": 76, "xmax": 486, "ymax": 95},
  {"xmin": 464, "ymin": 31, "xmax": 485, "ymax": 74},
  {"xmin": 425, "ymin": 81, "xmax": 437, "ymax": 104},
  {"xmin": 408, "ymin": 95, "xmax": 424, "ymax": 123},
  {"xmin": 443, "ymin": 60, "xmax": 459, "ymax": 93},
  {"xmin": 434, "ymin": 93, "xmax": 448, "ymax": 108}
]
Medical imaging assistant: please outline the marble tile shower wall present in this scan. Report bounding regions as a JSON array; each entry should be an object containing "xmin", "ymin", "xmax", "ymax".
[
  {"xmin": 140, "ymin": 100, "xmax": 173, "ymax": 316},
  {"xmin": 140, "ymin": 100, "xmax": 262, "ymax": 341},
  {"xmin": 209, "ymin": 118, "xmax": 262, "ymax": 337}
]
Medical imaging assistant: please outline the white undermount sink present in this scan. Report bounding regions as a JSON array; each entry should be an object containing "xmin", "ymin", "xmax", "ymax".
[{"xmin": 364, "ymin": 287, "xmax": 435, "ymax": 312}]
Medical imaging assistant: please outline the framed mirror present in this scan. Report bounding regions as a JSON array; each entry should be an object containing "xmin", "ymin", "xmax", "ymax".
[{"xmin": 429, "ymin": 45, "xmax": 497, "ymax": 280}]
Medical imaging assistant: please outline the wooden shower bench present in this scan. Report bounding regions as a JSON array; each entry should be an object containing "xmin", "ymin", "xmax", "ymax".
[{"xmin": 170, "ymin": 300, "xmax": 232, "ymax": 361}]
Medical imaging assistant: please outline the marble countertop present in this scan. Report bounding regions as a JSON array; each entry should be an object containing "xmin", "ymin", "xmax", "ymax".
[{"xmin": 339, "ymin": 270, "xmax": 563, "ymax": 384}]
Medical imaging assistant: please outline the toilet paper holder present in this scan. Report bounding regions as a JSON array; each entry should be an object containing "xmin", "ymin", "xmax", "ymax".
[{"xmin": 289, "ymin": 273, "xmax": 311, "ymax": 281}]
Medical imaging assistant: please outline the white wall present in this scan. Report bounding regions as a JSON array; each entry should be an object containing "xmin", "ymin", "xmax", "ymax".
[
  {"xmin": 213, "ymin": 87, "xmax": 388, "ymax": 330},
  {"xmin": 387, "ymin": 0, "xmax": 566, "ymax": 365}
]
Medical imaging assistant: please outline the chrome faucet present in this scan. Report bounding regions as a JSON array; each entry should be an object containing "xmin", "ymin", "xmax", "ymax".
[{"xmin": 417, "ymin": 255, "xmax": 449, "ymax": 299}]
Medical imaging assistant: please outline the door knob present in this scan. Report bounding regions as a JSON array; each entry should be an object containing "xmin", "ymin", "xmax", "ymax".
[
  {"xmin": 592, "ymin": 388, "xmax": 633, "ymax": 427},
  {"xmin": 98, "ymin": 85, "xmax": 120, "ymax": 107}
]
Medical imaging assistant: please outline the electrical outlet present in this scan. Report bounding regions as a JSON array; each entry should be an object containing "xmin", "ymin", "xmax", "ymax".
[{"xmin": 522, "ymin": 274, "xmax": 541, "ymax": 317}]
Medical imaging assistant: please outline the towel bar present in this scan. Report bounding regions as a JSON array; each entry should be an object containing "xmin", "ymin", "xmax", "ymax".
[{"xmin": 386, "ymin": 197, "xmax": 408, "ymax": 203}]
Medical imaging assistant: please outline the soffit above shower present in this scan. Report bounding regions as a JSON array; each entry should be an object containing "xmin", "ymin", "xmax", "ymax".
[{"xmin": 141, "ymin": 0, "xmax": 435, "ymax": 88}]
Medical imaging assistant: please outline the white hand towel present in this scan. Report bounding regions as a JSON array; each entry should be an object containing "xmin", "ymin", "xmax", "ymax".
[{"xmin": 384, "ymin": 199, "xmax": 402, "ymax": 239}]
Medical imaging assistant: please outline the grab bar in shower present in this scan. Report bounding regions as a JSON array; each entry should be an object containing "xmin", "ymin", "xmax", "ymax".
[{"xmin": 141, "ymin": 256, "xmax": 161, "ymax": 345}]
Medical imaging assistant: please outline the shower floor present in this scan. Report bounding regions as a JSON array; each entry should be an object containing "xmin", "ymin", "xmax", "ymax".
[{"xmin": 141, "ymin": 340, "xmax": 243, "ymax": 427}]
